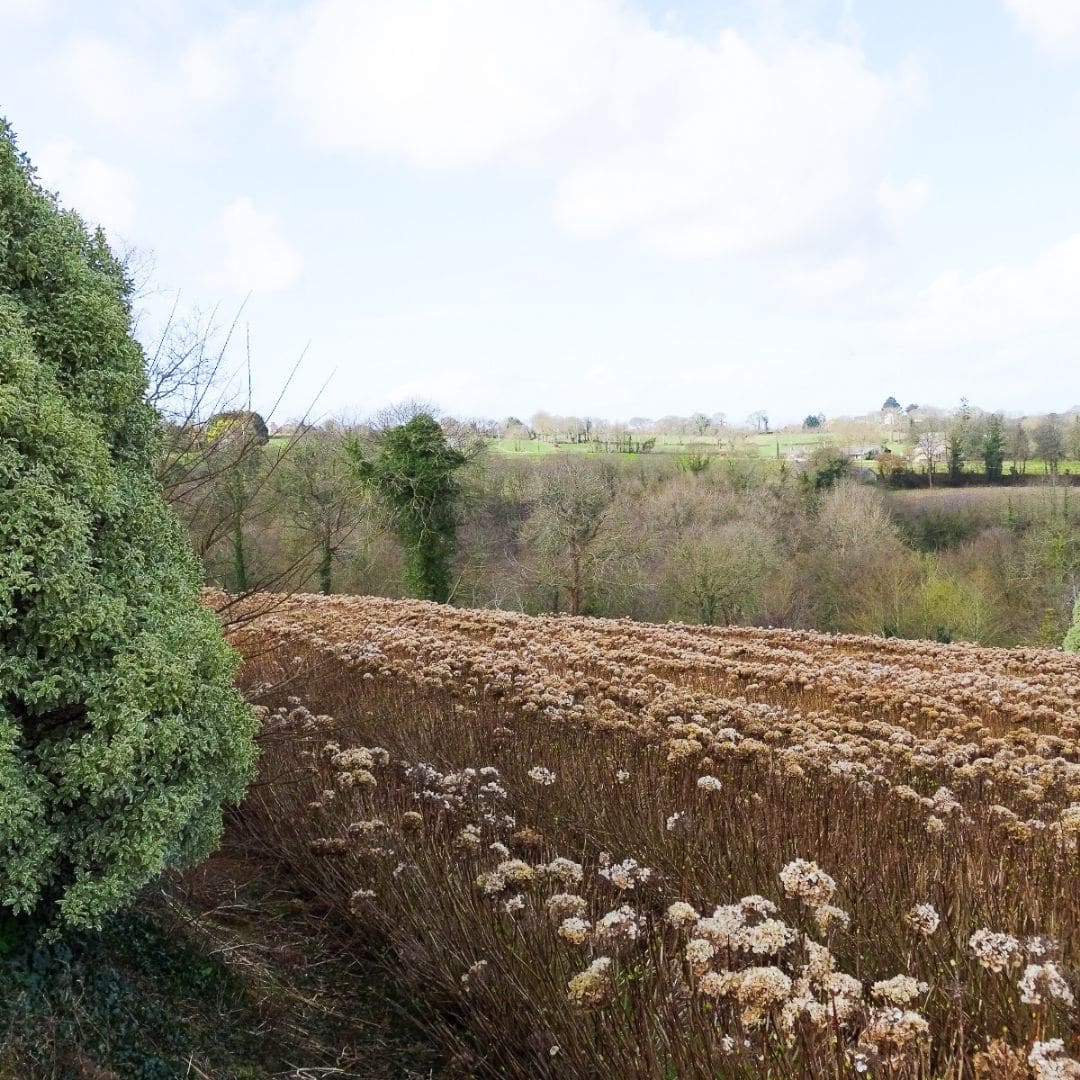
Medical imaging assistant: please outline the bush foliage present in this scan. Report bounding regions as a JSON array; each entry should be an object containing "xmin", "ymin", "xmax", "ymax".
[{"xmin": 0, "ymin": 121, "xmax": 256, "ymax": 928}]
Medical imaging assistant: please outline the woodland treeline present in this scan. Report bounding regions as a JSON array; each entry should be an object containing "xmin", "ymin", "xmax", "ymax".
[{"xmin": 162, "ymin": 409, "xmax": 1079, "ymax": 649}]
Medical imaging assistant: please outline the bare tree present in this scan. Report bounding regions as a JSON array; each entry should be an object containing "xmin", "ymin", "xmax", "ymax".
[
  {"xmin": 273, "ymin": 430, "xmax": 368, "ymax": 594},
  {"xmin": 1034, "ymin": 414, "xmax": 1066, "ymax": 478},
  {"xmin": 146, "ymin": 299, "xmax": 324, "ymax": 608},
  {"xmin": 747, "ymin": 409, "xmax": 769, "ymax": 433},
  {"xmin": 914, "ymin": 429, "xmax": 944, "ymax": 486},
  {"xmin": 519, "ymin": 457, "xmax": 633, "ymax": 616},
  {"xmin": 668, "ymin": 522, "xmax": 777, "ymax": 626}
]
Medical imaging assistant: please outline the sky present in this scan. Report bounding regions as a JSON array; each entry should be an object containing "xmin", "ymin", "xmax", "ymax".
[{"xmin": 3, "ymin": 0, "xmax": 1080, "ymax": 425}]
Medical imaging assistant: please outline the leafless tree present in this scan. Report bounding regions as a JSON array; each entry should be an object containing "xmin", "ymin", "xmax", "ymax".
[{"xmin": 519, "ymin": 457, "xmax": 637, "ymax": 616}]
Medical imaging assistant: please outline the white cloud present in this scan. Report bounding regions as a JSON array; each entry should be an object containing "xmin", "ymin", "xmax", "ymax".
[
  {"xmin": 279, "ymin": 0, "xmax": 921, "ymax": 258},
  {"xmin": 206, "ymin": 197, "xmax": 304, "ymax": 294},
  {"xmin": 900, "ymin": 233, "xmax": 1080, "ymax": 347},
  {"xmin": 1004, "ymin": 0, "xmax": 1080, "ymax": 57},
  {"xmin": 50, "ymin": 14, "xmax": 272, "ymax": 146},
  {"xmin": 281, "ymin": 0, "xmax": 614, "ymax": 168},
  {"xmin": 0, "ymin": 0, "xmax": 50, "ymax": 21},
  {"xmin": 33, "ymin": 138, "xmax": 138, "ymax": 236}
]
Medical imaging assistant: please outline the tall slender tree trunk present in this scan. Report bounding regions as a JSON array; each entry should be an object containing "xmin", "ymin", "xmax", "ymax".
[
  {"xmin": 318, "ymin": 539, "xmax": 333, "ymax": 595},
  {"xmin": 570, "ymin": 546, "xmax": 582, "ymax": 616},
  {"xmin": 231, "ymin": 519, "xmax": 248, "ymax": 593}
]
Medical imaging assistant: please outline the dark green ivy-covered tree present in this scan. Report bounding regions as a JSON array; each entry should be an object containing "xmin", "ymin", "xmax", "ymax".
[
  {"xmin": 0, "ymin": 121, "xmax": 257, "ymax": 929},
  {"xmin": 349, "ymin": 413, "xmax": 466, "ymax": 602},
  {"xmin": 1066, "ymin": 595, "xmax": 1080, "ymax": 653}
]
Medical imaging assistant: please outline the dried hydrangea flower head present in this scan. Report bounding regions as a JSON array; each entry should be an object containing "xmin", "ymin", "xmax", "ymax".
[
  {"xmin": 1018, "ymin": 962, "xmax": 1075, "ymax": 1008},
  {"xmin": 1028, "ymin": 1039, "xmax": 1080, "ymax": 1080},
  {"xmin": 779, "ymin": 859, "xmax": 837, "ymax": 908},
  {"xmin": 871, "ymin": 975, "xmax": 929, "ymax": 1006},
  {"xmin": 558, "ymin": 917, "xmax": 591, "ymax": 945},
  {"xmin": 906, "ymin": 903, "xmax": 940, "ymax": 936},
  {"xmin": 969, "ymin": 929, "xmax": 1022, "ymax": 973},
  {"xmin": 666, "ymin": 901, "xmax": 700, "ymax": 930},
  {"xmin": 567, "ymin": 957, "xmax": 614, "ymax": 1008}
]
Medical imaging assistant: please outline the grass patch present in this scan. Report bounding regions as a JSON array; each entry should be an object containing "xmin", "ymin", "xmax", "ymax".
[{"xmin": 0, "ymin": 853, "xmax": 438, "ymax": 1079}]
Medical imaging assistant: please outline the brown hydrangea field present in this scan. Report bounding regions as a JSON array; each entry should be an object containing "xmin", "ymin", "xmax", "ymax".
[{"xmin": 222, "ymin": 593, "xmax": 1080, "ymax": 1079}]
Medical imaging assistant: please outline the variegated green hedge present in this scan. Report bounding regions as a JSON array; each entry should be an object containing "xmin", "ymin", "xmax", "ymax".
[{"xmin": 0, "ymin": 120, "xmax": 256, "ymax": 928}]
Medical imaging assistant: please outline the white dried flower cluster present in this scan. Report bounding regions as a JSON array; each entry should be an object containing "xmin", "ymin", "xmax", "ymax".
[
  {"xmin": 472, "ymin": 859, "xmax": 532, "ymax": 896},
  {"xmin": 685, "ymin": 937, "xmax": 716, "ymax": 973},
  {"xmin": 567, "ymin": 956, "xmax": 614, "ymax": 1008},
  {"xmin": 692, "ymin": 898, "xmax": 797, "ymax": 959},
  {"xmin": 698, "ymin": 969, "xmax": 743, "ymax": 1000},
  {"xmin": 930, "ymin": 785, "xmax": 961, "ymax": 815},
  {"xmin": 906, "ymin": 903, "xmax": 940, "ymax": 936},
  {"xmin": 475, "ymin": 870, "xmax": 508, "ymax": 895},
  {"xmin": 823, "ymin": 972, "xmax": 864, "ymax": 1018},
  {"xmin": 695, "ymin": 904, "xmax": 746, "ymax": 947},
  {"xmin": 1024, "ymin": 936, "xmax": 1059, "ymax": 962},
  {"xmin": 497, "ymin": 859, "xmax": 537, "ymax": 886},
  {"xmin": 803, "ymin": 940, "xmax": 836, "ymax": 985},
  {"xmin": 527, "ymin": 766, "xmax": 557, "ymax": 785},
  {"xmin": 547, "ymin": 893, "xmax": 588, "ymax": 920},
  {"xmin": 455, "ymin": 824, "xmax": 482, "ymax": 851},
  {"xmin": 332, "ymin": 745, "xmax": 388, "ymax": 772},
  {"xmin": 738, "ymin": 918, "xmax": 796, "ymax": 957},
  {"xmin": 871, "ymin": 974, "xmax": 929, "ymax": 1006},
  {"xmin": 813, "ymin": 904, "xmax": 850, "ymax": 935},
  {"xmin": 348, "ymin": 818, "xmax": 388, "ymax": 836},
  {"xmin": 696, "ymin": 775, "xmax": 723, "ymax": 793},
  {"xmin": 1019, "ymin": 962, "xmax": 1075, "ymax": 1007},
  {"xmin": 1028, "ymin": 1039, "xmax": 1080, "ymax": 1079},
  {"xmin": 779, "ymin": 859, "xmax": 837, "ymax": 908},
  {"xmin": 739, "ymin": 895, "xmax": 778, "ymax": 917},
  {"xmin": 540, "ymin": 857, "xmax": 584, "ymax": 885},
  {"xmin": 599, "ymin": 857, "xmax": 653, "ymax": 891},
  {"xmin": 969, "ymin": 928, "xmax": 1022, "ymax": 973},
  {"xmin": 503, "ymin": 893, "xmax": 526, "ymax": 914},
  {"xmin": 594, "ymin": 905, "xmax": 642, "ymax": 945},
  {"xmin": 460, "ymin": 959, "xmax": 488, "ymax": 991},
  {"xmin": 666, "ymin": 811, "xmax": 687, "ymax": 832},
  {"xmin": 735, "ymin": 966, "xmax": 794, "ymax": 1027},
  {"xmin": 666, "ymin": 901, "xmax": 701, "ymax": 930},
  {"xmin": 407, "ymin": 762, "xmax": 484, "ymax": 811},
  {"xmin": 615, "ymin": 769, "xmax": 631, "ymax": 784},
  {"xmin": 783, "ymin": 966, "xmax": 861, "ymax": 1032},
  {"xmin": 348, "ymin": 889, "xmax": 376, "ymax": 911},
  {"xmin": 558, "ymin": 917, "xmax": 592, "ymax": 945},
  {"xmin": 860, "ymin": 1007, "xmax": 930, "ymax": 1065}
]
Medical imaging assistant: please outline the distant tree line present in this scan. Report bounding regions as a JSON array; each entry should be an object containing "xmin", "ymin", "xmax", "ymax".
[{"xmin": 161, "ymin": 409, "xmax": 1080, "ymax": 650}]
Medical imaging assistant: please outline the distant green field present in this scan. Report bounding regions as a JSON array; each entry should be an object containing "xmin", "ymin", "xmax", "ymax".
[
  {"xmin": 491, "ymin": 432, "xmax": 914, "ymax": 461},
  {"xmin": 488, "ymin": 430, "xmax": 846, "ymax": 458},
  {"xmin": 490, "ymin": 437, "xmax": 577, "ymax": 454}
]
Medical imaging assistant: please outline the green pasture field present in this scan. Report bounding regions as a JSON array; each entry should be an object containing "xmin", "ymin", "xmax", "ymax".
[{"xmin": 487, "ymin": 432, "xmax": 913, "ymax": 462}]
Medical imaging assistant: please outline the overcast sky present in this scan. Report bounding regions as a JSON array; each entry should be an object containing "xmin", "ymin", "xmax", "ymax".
[{"xmin": 4, "ymin": 0, "xmax": 1080, "ymax": 424}]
